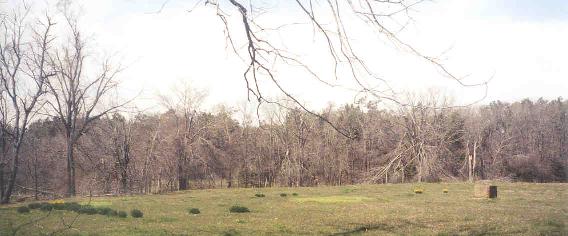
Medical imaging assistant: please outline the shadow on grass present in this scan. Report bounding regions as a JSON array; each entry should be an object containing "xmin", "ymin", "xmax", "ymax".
[
  {"xmin": 221, "ymin": 229, "xmax": 241, "ymax": 236},
  {"xmin": 330, "ymin": 219, "xmax": 427, "ymax": 235},
  {"xmin": 438, "ymin": 224, "xmax": 505, "ymax": 236},
  {"xmin": 533, "ymin": 218, "xmax": 566, "ymax": 236}
]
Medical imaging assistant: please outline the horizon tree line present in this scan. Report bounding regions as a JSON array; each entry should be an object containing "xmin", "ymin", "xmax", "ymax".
[{"xmin": 1, "ymin": 4, "xmax": 566, "ymax": 204}]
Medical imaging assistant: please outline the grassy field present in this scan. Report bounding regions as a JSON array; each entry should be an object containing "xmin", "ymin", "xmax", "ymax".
[{"xmin": 0, "ymin": 182, "xmax": 567, "ymax": 235}]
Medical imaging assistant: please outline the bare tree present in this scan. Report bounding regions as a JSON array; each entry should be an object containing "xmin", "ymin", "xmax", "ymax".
[
  {"xmin": 109, "ymin": 113, "xmax": 132, "ymax": 193},
  {"xmin": 199, "ymin": 0, "xmax": 490, "ymax": 137},
  {"xmin": 46, "ymin": 15, "xmax": 123, "ymax": 196},
  {"xmin": 159, "ymin": 81, "xmax": 208, "ymax": 190},
  {"xmin": 0, "ymin": 9, "xmax": 55, "ymax": 203}
]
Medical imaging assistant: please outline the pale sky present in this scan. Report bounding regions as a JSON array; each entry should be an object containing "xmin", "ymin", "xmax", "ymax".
[{"xmin": 3, "ymin": 0, "xmax": 568, "ymax": 111}]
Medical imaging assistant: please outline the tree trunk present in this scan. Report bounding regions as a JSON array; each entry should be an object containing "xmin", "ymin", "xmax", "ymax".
[
  {"xmin": 0, "ymin": 164, "xmax": 4, "ymax": 201},
  {"xmin": 2, "ymin": 148, "xmax": 21, "ymax": 204},
  {"xmin": 33, "ymin": 159, "xmax": 38, "ymax": 200},
  {"xmin": 66, "ymin": 139, "xmax": 76, "ymax": 197},
  {"xmin": 0, "ymin": 137, "xmax": 5, "ymax": 201},
  {"xmin": 472, "ymin": 141, "xmax": 478, "ymax": 181}
]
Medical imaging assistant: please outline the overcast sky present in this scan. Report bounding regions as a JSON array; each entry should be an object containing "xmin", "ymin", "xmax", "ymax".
[{"xmin": 4, "ymin": 0, "xmax": 568, "ymax": 111}]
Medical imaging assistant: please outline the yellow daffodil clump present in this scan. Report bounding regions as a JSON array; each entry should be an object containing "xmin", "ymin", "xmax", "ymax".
[{"xmin": 50, "ymin": 199, "xmax": 65, "ymax": 204}]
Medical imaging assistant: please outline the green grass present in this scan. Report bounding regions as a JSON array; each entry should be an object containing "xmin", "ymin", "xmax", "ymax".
[
  {"xmin": 293, "ymin": 196, "xmax": 373, "ymax": 203},
  {"xmin": 1, "ymin": 183, "xmax": 566, "ymax": 235}
]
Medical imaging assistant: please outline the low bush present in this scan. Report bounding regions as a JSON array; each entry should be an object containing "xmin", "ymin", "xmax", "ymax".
[
  {"xmin": 292, "ymin": 193, "xmax": 298, "ymax": 196},
  {"xmin": 97, "ymin": 207, "xmax": 114, "ymax": 216},
  {"xmin": 28, "ymin": 202, "xmax": 42, "ymax": 209},
  {"xmin": 63, "ymin": 202, "xmax": 82, "ymax": 212},
  {"xmin": 39, "ymin": 203, "xmax": 53, "ymax": 212},
  {"xmin": 131, "ymin": 209, "xmax": 144, "ymax": 218},
  {"xmin": 254, "ymin": 193, "xmax": 265, "ymax": 197},
  {"xmin": 229, "ymin": 205, "xmax": 250, "ymax": 213},
  {"xmin": 188, "ymin": 208, "xmax": 200, "ymax": 214},
  {"xmin": 53, "ymin": 203, "xmax": 66, "ymax": 210},
  {"xmin": 279, "ymin": 193, "xmax": 287, "ymax": 197},
  {"xmin": 108, "ymin": 209, "xmax": 118, "ymax": 217},
  {"xmin": 118, "ymin": 211, "xmax": 128, "ymax": 218},
  {"xmin": 79, "ymin": 205, "xmax": 98, "ymax": 215},
  {"xmin": 17, "ymin": 206, "xmax": 30, "ymax": 214}
]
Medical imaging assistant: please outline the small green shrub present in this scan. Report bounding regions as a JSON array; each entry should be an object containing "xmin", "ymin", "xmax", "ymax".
[
  {"xmin": 63, "ymin": 202, "xmax": 82, "ymax": 212},
  {"xmin": 131, "ymin": 209, "xmax": 144, "ymax": 218},
  {"xmin": 118, "ymin": 211, "xmax": 128, "ymax": 218},
  {"xmin": 28, "ymin": 202, "xmax": 42, "ymax": 209},
  {"xmin": 17, "ymin": 206, "xmax": 30, "ymax": 214},
  {"xmin": 78, "ymin": 205, "xmax": 98, "ymax": 215},
  {"xmin": 222, "ymin": 229, "xmax": 241, "ymax": 236},
  {"xmin": 97, "ymin": 207, "xmax": 114, "ymax": 216},
  {"xmin": 229, "ymin": 205, "xmax": 250, "ymax": 213},
  {"xmin": 188, "ymin": 208, "xmax": 200, "ymax": 214},
  {"xmin": 108, "ymin": 209, "xmax": 118, "ymax": 217},
  {"xmin": 254, "ymin": 193, "xmax": 265, "ymax": 197},
  {"xmin": 53, "ymin": 203, "xmax": 66, "ymax": 210},
  {"xmin": 279, "ymin": 193, "xmax": 287, "ymax": 197},
  {"xmin": 292, "ymin": 193, "xmax": 298, "ymax": 196},
  {"xmin": 39, "ymin": 203, "xmax": 53, "ymax": 212}
]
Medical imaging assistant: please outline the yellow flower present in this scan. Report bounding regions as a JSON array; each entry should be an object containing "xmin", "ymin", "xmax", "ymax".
[
  {"xmin": 413, "ymin": 188, "xmax": 424, "ymax": 194},
  {"xmin": 50, "ymin": 199, "xmax": 65, "ymax": 204}
]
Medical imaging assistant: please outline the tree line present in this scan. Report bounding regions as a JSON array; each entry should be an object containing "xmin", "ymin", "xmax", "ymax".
[
  {"xmin": 1, "ymin": 6, "xmax": 566, "ymax": 204},
  {"xmin": 4, "ymin": 93, "xmax": 568, "ymax": 201}
]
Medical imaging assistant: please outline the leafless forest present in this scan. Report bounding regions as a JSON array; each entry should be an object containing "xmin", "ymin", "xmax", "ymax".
[
  {"xmin": 1, "ymin": 2, "xmax": 567, "ymax": 205},
  {"xmin": 3, "ymin": 89, "xmax": 568, "ymax": 201}
]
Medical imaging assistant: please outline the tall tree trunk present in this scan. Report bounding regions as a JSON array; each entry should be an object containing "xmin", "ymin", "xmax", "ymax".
[
  {"xmin": 0, "ymin": 137, "xmax": 5, "ymax": 201},
  {"xmin": 66, "ymin": 139, "xmax": 76, "ymax": 197},
  {"xmin": 2, "ymin": 146, "xmax": 22, "ymax": 204},
  {"xmin": 33, "ymin": 157, "xmax": 38, "ymax": 200},
  {"xmin": 0, "ymin": 164, "xmax": 4, "ymax": 201},
  {"xmin": 472, "ymin": 141, "xmax": 478, "ymax": 181}
]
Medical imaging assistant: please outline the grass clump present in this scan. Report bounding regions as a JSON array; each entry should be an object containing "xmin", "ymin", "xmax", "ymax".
[
  {"xmin": 118, "ymin": 211, "xmax": 128, "ymax": 218},
  {"xmin": 97, "ymin": 207, "xmax": 114, "ymax": 216},
  {"xmin": 131, "ymin": 209, "xmax": 144, "ymax": 218},
  {"xmin": 413, "ymin": 188, "xmax": 424, "ymax": 194},
  {"xmin": 279, "ymin": 193, "xmax": 287, "ymax": 197},
  {"xmin": 229, "ymin": 205, "xmax": 250, "ymax": 213},
  {"xmin": 108, "ymin": 209, "xmax": 118, "ymax": 217},
  {"xmin": 17, "ymin": 206, "xmax": 30, "ymax": 214},
  {"xmin": 188, "ymin": 208, "xmax": 200, "ymax": 214},
  {"xmin": 292, "ymin": 193, "xmax": 298, "ymax": 196},
  {"xmin": 52, "ymin": 203, "xmax": 66, "ymax": 210},
  {"xmin": 443, "ymin": 188, "xmax": 449, "ymax": 193},
  {"xmin": 63, "ymin": 202, "xmax": 82, "ymax": 212},
  {"xmin": 254, "ymin": 193, "xmax": 265, "ymax": 197},
  {"xmin": 39, "ymin": 203, "xmax": 53, "ymax": 212},
  {"xmin": 28, "ymin": 202, "xmax": 42, "ymax": 209},
  {"xmin": 78, "ymin": 205, "xmax": 98, "ymax": 215}
]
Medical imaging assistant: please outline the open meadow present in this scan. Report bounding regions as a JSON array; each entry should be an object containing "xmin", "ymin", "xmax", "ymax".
[{"xmin": 0, "ymin": 182, "xmax": 567, "ymax": 235}]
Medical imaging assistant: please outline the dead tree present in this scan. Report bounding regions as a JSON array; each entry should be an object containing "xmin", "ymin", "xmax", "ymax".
[
  {"xmin": 198, "ymin": 0, "xmax": 490, "ymax": 137},
  {"xmin": 0, "ymin": 10, "xmax": 55, "ymax": 203},
  {"xmin": 109, "ymin": 114, "xmax": 132, "ymax": 193},
  {"xmin": 159, "ymin": 81, "xmax": 207, "ymax": 190},
  {"xmin": 46, "ymin": 15, "xmax": 124, "ymax": 196}
]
